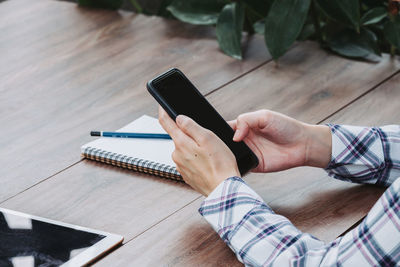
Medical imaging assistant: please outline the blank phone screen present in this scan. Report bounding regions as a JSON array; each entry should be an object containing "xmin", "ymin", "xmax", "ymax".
[{"xmin": 151, "ymin": 70, "xmax": 258, "ymax": 175}]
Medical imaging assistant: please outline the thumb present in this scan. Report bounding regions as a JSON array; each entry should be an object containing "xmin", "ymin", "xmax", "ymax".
[{"xmin": 176, "ymin": 115, "xmax": 210, "ymax": 145}]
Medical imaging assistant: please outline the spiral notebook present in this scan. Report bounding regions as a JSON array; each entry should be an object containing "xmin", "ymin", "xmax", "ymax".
[{"xmin": 81, "ymin": 115, "xmax": 182, "ymax": 181}]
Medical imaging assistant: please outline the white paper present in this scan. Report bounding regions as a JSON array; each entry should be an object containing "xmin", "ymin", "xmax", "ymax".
[{"xmin": 81, "ymin": 115, "xmax": 176, "ymax": 167}]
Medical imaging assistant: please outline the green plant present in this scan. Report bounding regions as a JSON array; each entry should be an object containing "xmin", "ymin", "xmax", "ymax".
[{"xmin": 78, "ymin": 0, "xmax": 400, "ymax": 61}]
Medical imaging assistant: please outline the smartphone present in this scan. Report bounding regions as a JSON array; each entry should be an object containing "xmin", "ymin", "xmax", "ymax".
[{"xmin": 147, "ymin": 68, "xmax": 259, "ymax": 176}]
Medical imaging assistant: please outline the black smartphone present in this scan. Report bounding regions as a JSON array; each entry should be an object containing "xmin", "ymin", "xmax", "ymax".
[{"xmin": 147, "ymin": 68, "xmax": 259, "ymax": 176}]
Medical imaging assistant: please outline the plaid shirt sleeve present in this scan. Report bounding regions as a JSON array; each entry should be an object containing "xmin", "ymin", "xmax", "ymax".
[
  {"xmin": 199, "ymin": 176, "xmax": 400, "ymax": 266},
  {"xmin": 325, "ymin": 124, "xmax": 400, "ymax": 186}
]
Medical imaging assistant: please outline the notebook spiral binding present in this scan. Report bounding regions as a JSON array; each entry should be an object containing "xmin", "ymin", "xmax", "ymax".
[{"xmin": 81, "ymin": 146, "xmax": 182, "ymax": 181}]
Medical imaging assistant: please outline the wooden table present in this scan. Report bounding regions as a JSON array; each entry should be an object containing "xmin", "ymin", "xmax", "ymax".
[{"xmin": 1, "ymin": 0, "xmax": 399, "ymax": 265}]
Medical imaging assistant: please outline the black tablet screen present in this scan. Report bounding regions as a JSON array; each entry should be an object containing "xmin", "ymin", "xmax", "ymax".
[{"xmin": 0, "ymin": 210, "xmax": 105, "ymax": 267}]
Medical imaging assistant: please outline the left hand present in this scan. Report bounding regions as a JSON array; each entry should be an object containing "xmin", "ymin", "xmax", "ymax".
[{"xmin": 158, "ymin": 106, "xmax": 240, "ymax": 196}]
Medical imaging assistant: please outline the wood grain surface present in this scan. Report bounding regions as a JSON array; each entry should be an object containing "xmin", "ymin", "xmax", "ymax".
[
  {"xmin": 95, "ymin": 72, "xmax": 400, "ymax": 267},
  {"xmin": 3, "ymin": 42, "xmax": 399, "ymax": 265},
  {"xmin": 1, "ymin": 0, "xmax": 400, "ymax": 266},
  {"xmin": 0, "ymin": 0, "xmax": 270, "ymax": 202},
  {"xmin": 2, "ymin": 39, "xmax": 396, "ymax": 236},
  {"xmin": 207, "ymin": 41, "xmax": 400, "ymax": 124},
  {"xmin": 96, "ymin": 198, "xmax": 243, "ymax": 267}
]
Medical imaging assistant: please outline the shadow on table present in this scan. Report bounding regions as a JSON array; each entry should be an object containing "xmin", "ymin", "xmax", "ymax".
[{"xmin": 272, "ymin": 183, "xmax": 386, "ymax": 241}]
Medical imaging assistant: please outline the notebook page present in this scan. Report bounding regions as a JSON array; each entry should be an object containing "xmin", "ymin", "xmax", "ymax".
[{"xmin": 81, "ymin": 115, "xmax": 176, "ymax": 167}]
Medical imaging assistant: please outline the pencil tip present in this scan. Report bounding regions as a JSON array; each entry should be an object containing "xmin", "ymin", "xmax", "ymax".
[{"xmin": 90, "ymin": 131, "xmax": 101, "ymax": 136}]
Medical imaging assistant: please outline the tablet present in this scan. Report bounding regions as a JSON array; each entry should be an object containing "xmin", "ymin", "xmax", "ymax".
[{"xmin": 0, "ymin": 207, "xmax": 123, "ymax": 266}]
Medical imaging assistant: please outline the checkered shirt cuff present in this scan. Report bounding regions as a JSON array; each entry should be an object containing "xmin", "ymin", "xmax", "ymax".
[
  {"xmin": 325, "ymin": 124, "xmax": 400, "ymax": 186},
  {"xmin": 199, "ymin": 177, "xmax": 273, "ymax": 245}
]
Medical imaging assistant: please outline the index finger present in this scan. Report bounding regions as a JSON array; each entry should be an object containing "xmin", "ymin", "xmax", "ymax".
[
  {"xmin": 158, "ymin": 106, "xmax": 180, "ymax": 140},
  {"xmin": 158, "ymin": 106, "xmax": 197, "ymax": 148},
  {"xmin": 227, "ymin": 120, "xmax": 237, "ymax": 131}
]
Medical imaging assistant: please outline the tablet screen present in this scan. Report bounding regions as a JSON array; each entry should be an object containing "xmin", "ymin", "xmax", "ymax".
[{"xmin": 0, "ymin": 209, "xmax": 106, "ymax": 266}]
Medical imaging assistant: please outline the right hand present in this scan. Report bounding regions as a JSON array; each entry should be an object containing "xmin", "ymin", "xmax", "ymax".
[{"xmin": 229, "ymin": 110, "xmax": 332, "ymax": 173}]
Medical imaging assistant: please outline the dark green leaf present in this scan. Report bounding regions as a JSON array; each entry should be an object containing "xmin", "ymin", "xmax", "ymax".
[
  {"xmin": 327, "ymin": 28, "xmax": 381, "ymax": 61},
  {"xmin": 361, "ymin": 7, "xmax": 387, "ymax": 25},
  {"xmin": 264, "ymin": 0, "xmax": 311, "ymax": 59},
  {"xmin": 78, "ymin": 0, "xmax": 123, "ymax": 10},
  {"xmin": 216, "ymin": 3, "xmax": 245, "ymax": 59},
  {"xmin": 298, "ymin": 23, "xmax": 315, "ymax": 41},
  {"xmin": 253, "ymin": 19, "xmax": 265, "ymax": 35},
  {"xmin": 383, "ymin": 16, "xmax": 400, "ymax": 49},
  {"xmin": 384, "ymin": 17, "xmax": 400, "ymax": 49},
  {"xmin": 315, "ymin": 0, "xmax": 360, "ymax": 30},
  {"xmin": 167, "ymin": 0, "xmax": 227, "ymax": 25}
]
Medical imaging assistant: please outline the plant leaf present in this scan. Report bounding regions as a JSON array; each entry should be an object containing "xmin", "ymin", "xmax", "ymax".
[
  {"xmin": 264, "ymin": 0, "xmax": 311, "ymax": 60},
  {"xmin": 361, "ymin": 7, "xmax": 387, "ymax": 25},
  {"xmin": 130, "ymin": 0, "xmax": 143, "ymax": 13},
  {"xmin": 297, "ymin": 23, "xmax": 315, "ymax": 41},
  {"xmin": 315, "ymin": 0, "xmax": 360, "ymax": 30},
  {"xmin": 78, "ymin": 0, "xmax": 123, "ymax": 10},
  {"xmin": 384, "ymin": 17, "xmax": 400, "ymax": 49},
  {"xmin": 167, "ymin": 0, "xmax": 227, "ymax": 25},
  {"xmin": 327, "ymin": 28, "xmax": 381, "ymax": 61},
  {"xmin": 253, "ymin": 19, "xmax": 265, "ymax": 35},
  {"xmin": 216, "ymin": 3, "xmax": 245, "ymax": 59}
]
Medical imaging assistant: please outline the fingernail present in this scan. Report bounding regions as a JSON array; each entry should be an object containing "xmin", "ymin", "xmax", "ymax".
[
  {"xmin": 233, "ymin": 129, "xmax": 240, "ymax": 141},
  {"xmin": 176, "ymin": 115, "xmax": 186, "ymax": 125}
]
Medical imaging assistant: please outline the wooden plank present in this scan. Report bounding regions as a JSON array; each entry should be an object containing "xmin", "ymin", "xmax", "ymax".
[
  {"xmin": 0, "ymin": 160, "xmax": 200, "ymax": 240},
  {"xmin": 207, "ymin": 41, "xmax": 400, "ymax": 124},
  {"xmin": 0, "ymin": 0, "xmax": 270, "ymax": 202},
  {"xmin": 94, "ymin": 67, "xmax": 400, "ymax": 267},
  {"xmin": 2, "ymin": 38, "xmax": 399, "ymax": 265},
  {"xmin": 95, "ymin": 198, "xmax": 242, "ymax": 267}
]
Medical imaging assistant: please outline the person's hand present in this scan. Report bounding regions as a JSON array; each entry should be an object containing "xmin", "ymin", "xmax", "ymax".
[
  {"xmin": 229, "ymin": 110, "xmax": 331, "ymax": 173},
  {"xmin": 158, "ymin": 107, "xmax": 240, "ymax": 196}
]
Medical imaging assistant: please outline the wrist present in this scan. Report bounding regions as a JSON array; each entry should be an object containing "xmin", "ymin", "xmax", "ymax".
[
  {"xmin": 206, "ymin": 170, "xmax": 240, "ymax": 196},
  {"xmin": 205, "ymin": 175, "xmax": 241, "ymax": 199},
  {"xmin": 304, "ymin": 124, "xmax": 332, "ymax": 168}
]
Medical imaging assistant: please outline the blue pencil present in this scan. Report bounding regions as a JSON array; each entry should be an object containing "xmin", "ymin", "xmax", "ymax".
[{"xmin": 90, "ymin": 131, "xmax": 172, "ymax": 140}]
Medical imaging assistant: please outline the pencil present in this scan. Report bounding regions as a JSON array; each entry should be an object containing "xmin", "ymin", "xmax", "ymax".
[{"xmin": 90, "ymin": 131, "xmax": 172, "ymax": 140}]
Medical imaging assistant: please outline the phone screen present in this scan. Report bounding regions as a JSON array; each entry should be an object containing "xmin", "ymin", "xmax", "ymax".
[{"xmin": 148, "ymin": 69, "xmax": 258, "ymax": 175}]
